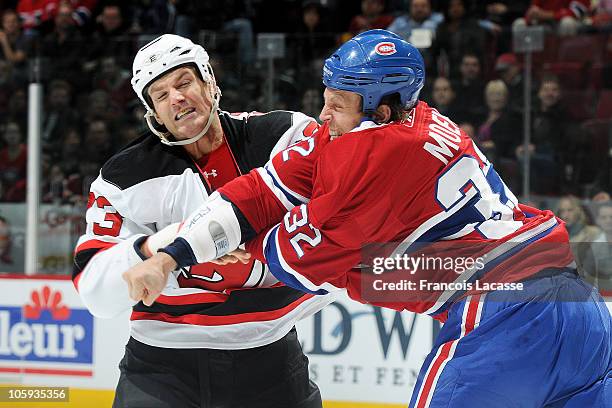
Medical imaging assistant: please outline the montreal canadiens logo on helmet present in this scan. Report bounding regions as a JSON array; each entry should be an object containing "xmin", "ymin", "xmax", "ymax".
[{"xmin": 375, "ymin": 42, "xmax": 397, "ymax": 56}]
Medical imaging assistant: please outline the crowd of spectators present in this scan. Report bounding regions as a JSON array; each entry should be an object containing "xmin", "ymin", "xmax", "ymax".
[{"xmin": 0, "ymin": 0, "xmax": 610, "ymax": 285}]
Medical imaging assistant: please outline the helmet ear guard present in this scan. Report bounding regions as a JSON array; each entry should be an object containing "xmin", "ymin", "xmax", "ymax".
[{"xmin": 322, "ymin": 29, "xmax": 425, "ymax": 114}]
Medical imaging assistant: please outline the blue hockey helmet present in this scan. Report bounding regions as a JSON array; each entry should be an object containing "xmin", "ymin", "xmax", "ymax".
[{"xmin": 322, "ymin": 29, "xmax": 425, "ymax": 113}]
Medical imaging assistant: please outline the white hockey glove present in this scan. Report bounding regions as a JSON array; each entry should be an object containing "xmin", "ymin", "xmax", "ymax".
[
  {"xmin": 141, "ymin": 222, "xmax": 181, "ymax": 257},
  {"xmin": 159, "ymin": 192, "xmax": 242, "ymax": 267}
]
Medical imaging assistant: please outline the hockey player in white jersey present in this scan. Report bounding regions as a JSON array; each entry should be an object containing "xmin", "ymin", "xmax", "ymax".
[{"xmin": 72, "ymin": 34, "xmax": 331, "ymax": 408}]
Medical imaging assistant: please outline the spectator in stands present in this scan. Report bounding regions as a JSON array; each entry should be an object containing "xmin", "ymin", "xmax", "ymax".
[
  {"xmin": 136, "ymin": 0, "xmax": 179, "ymax": 35},
  {"xmin": 0, "ymin": 216, "xmax": 13, "ymax": 266},
  {"xmin": 386, "ymin": 0, "xmax": 442, "ymax": 71},
  {"xmin": 557, "ymin": 195, "xmax": 602, "ymax": 275},
  {"xmin": 386, "ymin": 0, "xmax": 443, "ymax": 43},
  {"xmin": 0, "ymin": 121, "xmax": 27, "ymax": 202},
  {"xmin": 593, "ymin": 191, "xmax": 612, "ymax": 202},
  {"xmin": 513, "ymin": 0, "xmax": 590, "ymax": 36},
  {"xmin": 348, "ymin": 0, "xmax": 394, "ymax": 35},
  {"xmin": 65, "ymin": 0, "xmax": 97, "ymax": 27},
  {"xmin": 42, "ymin": 79, "xmax": 80, "ymax": 158},
  {"xmin": 117, "ymin": 122, "xmax": 139, "ymax": 147},
  {"xmin": 17, "ymin": 0, "xmax": 58, "ymax": 35},
  {"xmin": 0, "ymin": 60, "xmax": 15, "ymax": 115},
  {"xmin": 475, "ymin": 1, "xmax": 531, "ymax": 27},
  {"xmin": 431, "ymin": 0, "xmax": 486, "ymax": 79},
  {"xmin": 592, "ymin": 0, "xmax": 612, "ymax": 30},
  {"xmin": 495, "ymin": 52, "xmax": 527, "ymax": 112},
  {"xmin": 0, "ymin": 9, "xmax": 30, "ymax": 76},
  {"xmin": 42, "ymin": 163, "xmax": 68, "ymax": 203},
  {"xmin": 475, "ymin": 1, "xmax": 530, "ymax": 52},
  {"xmin": 7, "ymin": 86, "xmax": 27, "ymax": 131},
  {"xmin": 429, "ymin": 76, "xmax": 464, "ymax": 119},
  {"xmin": 92, "ymin": 56, "xmax": 134, "ymax": 108},
  {"xmin": 167, "ymin": 0, "xmax": 256, "ymax": 68},
  {"xmin": 559, "ymin": 195, "xmax": 602, "ymax": 241},
  {"xmin": 59, "ymin": 126, "xmax": 81, "ymax": 175},
  {"xmin": 290, "ymin": 1, "xmax": 335, "ymax": 84},
  {"xmin": 18, "ymin": 0, "xmax": 96, "ymax": 36},
  {"xmin": 83, "ymin": 119, "xmax": 113, "ymax": 165},
  {"xmin": 86, "ymin": 4, "xmax": 133, "ymax": 70},
  {"xmin": 452, "ymin": 52, "xmax": 486, "ymax": 125},
  {"xmin": 81, "ymin": 88, "xmax": 121, "ymax": 124},
  {"xmin": 583, "ymin": 201, "xmax": 612, "ymax": 291},
  {"xmin": 39, "ymin": 1, "xmax": 87, "ymax": 86},
  {"xmin": 522, "ymin": 74, "xmax": 583, "ymax": 194},
  {"xmin": 476, "ymin": 79, "xmax": 521, "ymax": 165},
  {"xmin": 300, "ymin": 87, "xmax": 322, "ymax": 118}
]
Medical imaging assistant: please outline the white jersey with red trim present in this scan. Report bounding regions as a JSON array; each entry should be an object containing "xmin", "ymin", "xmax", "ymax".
[
  {"xmin": 72, "ymin": 110, "xmax": 334, "ymax": 349},
  {"xmin": 219, "ymin": 101, "xmax": 574, "ymax": 319}
]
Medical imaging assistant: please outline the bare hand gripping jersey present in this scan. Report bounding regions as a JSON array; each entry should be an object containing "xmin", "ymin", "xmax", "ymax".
[
  {"xmin": 210, "ymin": 101, "xmax": 574, "ymax": 319},
  {"xmin": 72, "ymin": 110, "xmax": 334, "ymax": 349}
]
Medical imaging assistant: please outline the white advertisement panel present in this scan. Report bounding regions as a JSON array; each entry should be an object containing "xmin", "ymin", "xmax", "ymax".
[
  {"xmin": 296, "ymin": 291, "xmax": 435, "ymax": 404},
  {"xmin": 0, "ymin": 277, "xmax": 129, "ymax": 390},
  {"xmin": 0, "ymin": 277, "xmax": 610, "ymax": 407}
]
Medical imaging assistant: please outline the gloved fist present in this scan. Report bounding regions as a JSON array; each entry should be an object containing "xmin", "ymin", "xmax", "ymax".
[{"xmin": 160, "ymin": 192, "xmax": 242, "ymax": 267}]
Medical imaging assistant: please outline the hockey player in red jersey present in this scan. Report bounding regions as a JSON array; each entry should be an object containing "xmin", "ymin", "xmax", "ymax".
[{"xmin": 123, "ymin": 30, "xmax": 612, "ymax": 407}]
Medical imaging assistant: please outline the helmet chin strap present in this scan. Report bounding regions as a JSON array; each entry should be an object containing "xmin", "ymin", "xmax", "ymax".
[{"xmin": 144, "ymin": 85, "xmax": 221, "ymax": 146}]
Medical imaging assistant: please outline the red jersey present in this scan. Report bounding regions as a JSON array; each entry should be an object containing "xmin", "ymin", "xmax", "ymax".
[
  {"xmin": 527, "ymin": 0, "xmax": 590, "ymax": 21},
  {"xmin": 220, "ymin": 101, "xmax": 574, "ymax": 319}
]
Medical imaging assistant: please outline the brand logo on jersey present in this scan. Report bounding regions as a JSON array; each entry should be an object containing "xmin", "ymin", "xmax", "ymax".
[
  {"xmin": 203, "ymin": 169, "xmax": 218, "ymax": 179},
  {"xmin": 181, "ymin": 266, "xmax": 224, "ymax": 283},
  {"xmin": 402, "ymin": 108, "xmax": 416, "ymax": 128},
  {"xmin": 375, "ymin": 42, "xmax": 397, "ymax": 56},
  {"xmin": 0, "ymin": 287, "xmax": 94, "ymax": 375}
]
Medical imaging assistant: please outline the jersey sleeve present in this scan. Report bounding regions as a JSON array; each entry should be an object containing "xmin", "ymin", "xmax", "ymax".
[
  {"xmin": 268, "ymin": 111, "xmax": 320, "ymax": 159},
  {"xmin": 246, "ymin": 133, "xmax": 379, "ymax": 295},
  {"xmin": 72, "ymin": 175, "xmax": 153, "ymax": 318},
  {"xmin": 219, "ymin": 123, "xmax": 330, "ymax": 235}
]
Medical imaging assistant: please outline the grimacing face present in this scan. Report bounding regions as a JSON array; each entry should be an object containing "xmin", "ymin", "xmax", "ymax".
[
  {"xmin": 148, "ymin": 67, "xmax": 214, "ymax": 140},
  {"xmin": 319, "ymin": 88, "xmax": 364, "ymax": 140}
]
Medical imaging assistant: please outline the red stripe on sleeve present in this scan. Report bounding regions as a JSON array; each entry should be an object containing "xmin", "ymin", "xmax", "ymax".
[{"xmin": 74, "ymin": 239, "xmax": 117, "ymax": 254}]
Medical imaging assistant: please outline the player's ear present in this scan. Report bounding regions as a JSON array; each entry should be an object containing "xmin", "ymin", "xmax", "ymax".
[
  {"xmin": 153, "ymin": 112, "xmax": 163, "ymax": 125},
  {"xmin": 372, "ymin": 105, "xmax": 392, "ymax": 124}
]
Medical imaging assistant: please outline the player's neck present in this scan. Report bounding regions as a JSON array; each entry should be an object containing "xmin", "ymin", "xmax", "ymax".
[{"xmin": 183, "ymin": 121, "xmax": 224, "ymax": 160}]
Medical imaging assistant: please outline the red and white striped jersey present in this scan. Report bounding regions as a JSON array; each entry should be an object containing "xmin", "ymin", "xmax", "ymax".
[
  {"xmin": 72, "ymin": 110, "xmax": 334, "ymax": 349},
  {"xmin": 220, "ymin": 101, "xmax": 574, "ymax": 320}
]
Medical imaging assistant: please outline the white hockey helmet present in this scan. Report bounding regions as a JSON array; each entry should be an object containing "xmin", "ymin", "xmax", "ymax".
[{"xmin": 131, "ymin": 34, "xmax": 221, "ymax": 146}]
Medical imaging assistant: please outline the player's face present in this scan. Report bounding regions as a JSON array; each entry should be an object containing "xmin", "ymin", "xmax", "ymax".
[
  {"xmin": 319, "ymin": 88, "xmax": 364, "ymax": 140},
  {"xmin": 148, "ymin": 67, "xmax": 215, "ymax": 140}
]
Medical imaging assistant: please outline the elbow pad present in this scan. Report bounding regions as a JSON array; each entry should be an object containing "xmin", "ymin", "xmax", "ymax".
[{"xmin": 160, "ymin": 192, "xmax": 242, "ymax": 266}]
